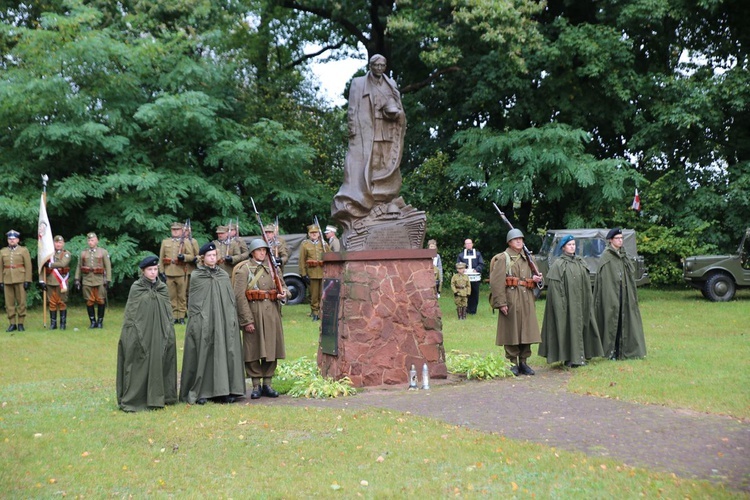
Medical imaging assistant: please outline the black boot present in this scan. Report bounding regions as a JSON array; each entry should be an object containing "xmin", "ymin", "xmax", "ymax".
[
  {"xmin": 96, "ymin": 304, "xmax": 105, "ymax": 329},
  {"xmin": 456, "ymin": 307, "xmax": 461, "ymax": 320},
  {"xmin": 87, "ymin": 306, "xmax": 97, "ymax": 328},
  {"xmin": 6, "ymin": 324, "xmax": 17, "ymax": 332},
  {"xmin": 59, "ymin": 310, "xmax": 67, "ymax": 330},
  {"xmin": 49, "ymin": 311, "xmax": 58, "ymax": 330},
  {"xmin": 519, "ymin": 360, "xmax": 535, "ymax": 376}
]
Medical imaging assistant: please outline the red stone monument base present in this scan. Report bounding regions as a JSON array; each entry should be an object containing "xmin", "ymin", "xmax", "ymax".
[{"xmin": 317, "ymin": 249, "xmax": 446, "ymax": 387}]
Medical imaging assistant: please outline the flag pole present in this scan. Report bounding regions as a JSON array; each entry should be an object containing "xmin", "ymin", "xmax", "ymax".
[{"xmin": 41, "ymin": 174, "xmax": 49, "ymax": 328}]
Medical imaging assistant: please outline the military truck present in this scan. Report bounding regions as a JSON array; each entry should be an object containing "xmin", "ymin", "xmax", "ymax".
[
  {"xmin": 682, "ymin": 227, "xmax": 750, "ymax": 302},
  {"xmin": 534, "ymin": 228, "xmax": 650, "ymax": 297},
  {"xmin": 242, "ymin": 233, "xmax": 309, "ymax": 305}
]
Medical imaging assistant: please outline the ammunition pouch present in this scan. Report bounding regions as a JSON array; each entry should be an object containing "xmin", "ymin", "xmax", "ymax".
[{"xmin": 245, "ymin": 289, "xmax": 278, "ymax": 301}]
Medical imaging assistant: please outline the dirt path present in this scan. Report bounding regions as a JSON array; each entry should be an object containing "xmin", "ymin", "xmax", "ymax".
[{"xmin": 277, "ymin": 368, "xmax": 750, "ymax": 492}]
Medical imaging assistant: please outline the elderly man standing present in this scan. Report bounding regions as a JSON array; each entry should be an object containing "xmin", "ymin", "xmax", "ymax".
[
  {"xmin": 324, "ymin": 225, "xmax": 341, "ymax": 252},
  {"xmin": 40, "ymin": 235, "xmax": 72, "ymax": 330},
  {"xmin": 490, "ymin": 229, "xmax": 543, "ymax": 376},
  {"xmin": 594, "ymin": 228, "xmax": 647, "ymax": 360},
  {"xmin": 75, "ymin": 232, "xmax": 112, "ymax": 329},
  {"xmin": 456, "ymin": 239, "xmax": 484, "ymax": 315},
  {"xmin": 1, "ymin": 230, "xmax": 32, "ymax": 332}
]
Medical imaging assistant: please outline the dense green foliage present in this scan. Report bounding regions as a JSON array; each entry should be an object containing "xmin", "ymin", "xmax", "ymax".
[{"xmin": 1, "ymin": 0, "xmax": 747, "ymax": 286}]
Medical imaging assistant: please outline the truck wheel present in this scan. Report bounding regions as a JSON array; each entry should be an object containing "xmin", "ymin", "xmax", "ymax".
[
  {"xmin": 702, "ymin": 273, "xmax": 736, "ymax": 302},
  {"xmin": 284, "ymin": 276, "xmax": 306, "ymax": 305}
]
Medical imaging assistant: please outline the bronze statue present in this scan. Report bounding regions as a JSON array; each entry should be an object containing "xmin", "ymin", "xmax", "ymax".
[{"xmin": 332, "ymin": 54, "xmax": 425, "ymax": 250}]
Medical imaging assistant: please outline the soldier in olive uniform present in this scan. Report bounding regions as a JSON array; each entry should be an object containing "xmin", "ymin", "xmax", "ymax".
[
  {"xmin": 213, "ymin": 225, "xmax": 245, "ymax": 276},
  {"xmin": 74, "ymin": 232, "xmax": 112, "ymax": 329},
  {"xmin": 39, "ymin": 235, "xmax": 72, "ymax": 330},
  {"xmin": 264, "ymin": 224, "xmax": 289, "ymax": 272},
  {"xmin": 324, "ymin": 225, "xmax": 341, "ymax": 252},
  {"xmin": 451, "ymin": 262, "xmax": 471, "ymax": 320},
  {"xmin": 298, "ymin": 224, "xmax": 330, "ymax": 321},
  {"xmin": 159, "ymin": 222, "xmax": 196, "ymax": 324},
  {"xmin": 1, "ymin": 230, "xmax": 32, "ymax": 332},
  {"xmin": 228, "ymin": 222, "xmax": 250, "ymax": 264},
  {"xmin": 233, "ymin": 239, "xmax": 288, "ymax": 399}
]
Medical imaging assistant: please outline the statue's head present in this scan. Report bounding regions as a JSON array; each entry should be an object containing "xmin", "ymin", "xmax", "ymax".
[{"xmin": 369, "ymin": 54, "xmax": 387, "ymax": 77}]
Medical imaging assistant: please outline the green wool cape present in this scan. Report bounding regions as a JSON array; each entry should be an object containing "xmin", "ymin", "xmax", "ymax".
[
  {"xmin": 180, "ymin": 266, "xmax": 246, "ymax": 403},
  {"xmin": 593, "ymin": 246, "xmax": 647, "ymax": 359},
  {"xmin": 539, "ymin": 254, "xmax": 604, "ymax": 364},
  {"xmin": 116, "ymin": 276, "xmax": 177, "ymax": 412}
]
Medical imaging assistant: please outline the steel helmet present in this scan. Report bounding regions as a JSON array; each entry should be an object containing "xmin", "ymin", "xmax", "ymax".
[
  {"xmin": 506, "ymin": 228, "xmax": 525, "ymax": 242},
  {"xmin": 248, "ymin": 238, "xmax": 270, "ymax": 254}
]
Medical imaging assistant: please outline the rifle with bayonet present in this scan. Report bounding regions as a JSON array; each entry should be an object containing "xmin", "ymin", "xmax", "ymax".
[
  {"xmin": 250, "ymin": 198, "xmax": 285, "ymax": 295},
  {"xmin": 492, "ymin": 202, "xmax": 543, "ymax": 288}
]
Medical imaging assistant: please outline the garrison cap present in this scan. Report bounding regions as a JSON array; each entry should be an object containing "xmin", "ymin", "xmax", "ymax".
[
  {"xmin": 456, "ymin": 262, "xmax": 467, "ymax": 270},
  {"xmin": 307, "ymin": 224, "xmax": 320, "ymax": 233},
  {"xmin": 139, "ymin": 255, "xmax": 159, "ymax": 269},
  {"xmin": 324, "ymin": 225, "xmax": 337, "ymax": 234},
  {"xmin": 199, "ymin": 242, "xmax": 216, "ymax": 256},
  {"xmin": 264, "ymin": 224, "xmax": 276, "ymax": 232},
  {"xmin": 558, "ymin": 235, "xmax": 575, "ymax": 250},
  {"xmin": 216, "ymin": 225, "xmax": 228, "ymax": 234},
  {"xmin": 54, "ymin": 235, "xmax": 65, "ymax": 242},
  {"xmin": 6, "ymin": 229, "xmax": 20, "ymax": 238},
  {"xmin": 87, "ymin": 232, "xmax": 97, "ymax": 239},
  {"xmin": 606, "ymin": 227, "xmax": 623, "ymax": 240},
  {"xmin": 171, "ymin": 222, "xmax": 183, "ymax": 230}
]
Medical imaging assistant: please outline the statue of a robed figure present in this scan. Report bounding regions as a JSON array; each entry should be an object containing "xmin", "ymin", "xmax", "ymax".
[{"xmin": 332, "ymin": 54, "xmax": 425, "ymax": 250}]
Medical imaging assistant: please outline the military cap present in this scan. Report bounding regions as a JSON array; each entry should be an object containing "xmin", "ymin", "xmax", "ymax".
[
  {"xmin": 307, "ymin": 224, "xmax": 320, "ymax": 233},
  {"xmin": 54, "ymin": 235, "xmax": 65, "ymax": 242},
  {"xmin": 558, "ymin": 234, "xmax": 575, "ymax": 250},
  {"xmin": 199, "ymin": 242, "xmax": 217, "ymax": 256},
  {"xmin": 6, "ymin": 229, "xmax": 20, "ymax": 238},
  {"xmin": 87, "ymin": 232, "xmax": 97, "ymax": 239},
  {"xmin": 606, "ymin": 228, "xmax": 623, "ymax": 240},
  {"xmin": 216, "ymin": 225, "xmax": 228, "ymax": 233},
  {"xmin": 171, "ymin": 222, "xmax": 183, "ymax": 230},
  {"xmin": 325, "ymin": 225, "xmax": 337, "ymax": 234},
  {"xmin": 139, "ymin": 255, "xmax": 159, "ymax": 269},
  {"xmin": 263, "ymin": 224, "xmax": 276, "ymax": 232},
  {"xmin": 456, "ymin": 262, "xmax": 467, "ymax": 270}
]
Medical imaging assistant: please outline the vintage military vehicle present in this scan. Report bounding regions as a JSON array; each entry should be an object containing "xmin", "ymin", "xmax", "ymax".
[
  {"xmin": 534, "ymin": 228, "xmax": 650, "ymax": 297},
  {"xmin": 682, "ymin": 227, "xmax": 750, "ymax": 301},
  {"xmin": 243, "ymin": 233, "xmax": 309, "ymax": 305}
]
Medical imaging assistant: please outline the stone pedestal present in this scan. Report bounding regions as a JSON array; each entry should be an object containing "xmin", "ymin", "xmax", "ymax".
[{"xmin": 317, "ymin": 249, "xmax": 446, "ymax": 387}]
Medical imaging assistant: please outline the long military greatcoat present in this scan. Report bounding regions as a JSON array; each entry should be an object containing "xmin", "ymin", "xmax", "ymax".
[
  {"xmin": 116, "ymin": 276, "xmax": 177, "ymax": 412},
  {"xmin": 180, "ymin": 265, "xmax": 246, "ymax": 404},
  {"xmin": 490, "ymin": 248, "xmax": 541, "ymax": 346},
  {"xmin": 594, "ymin": 245, "xmax": 647, "ymax": 359},
  {"xmin": 233, "ymin": 259, "xmax": 286, "ymax": 363},
  {"xmin": 539, "ymin": 254, "xmax": 604, "ymax": 364}
]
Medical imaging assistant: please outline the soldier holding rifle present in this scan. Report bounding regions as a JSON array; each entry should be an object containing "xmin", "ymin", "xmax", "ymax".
[
  {"xmin": 75, "ymin": 232, "xmax": 112, "ymax": 329},
  {"xmin": 159, "ymin": 221, "xmax": 195, "ymax": 324},
  {"xmin": 489, "ymin": 205, "xmax": 543, "ymax": 376}
]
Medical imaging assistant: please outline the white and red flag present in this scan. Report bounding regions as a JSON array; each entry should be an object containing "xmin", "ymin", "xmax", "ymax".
[
  {"xmin": 631, "ymin": 188, "xmax": 641, "ymax": 212},
  {"xmin": 37, "ymin": 194, "xmax": 54, "ymax": 274}
]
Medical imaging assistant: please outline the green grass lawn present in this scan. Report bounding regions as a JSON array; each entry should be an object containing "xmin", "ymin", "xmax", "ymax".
[{"xmin": 0, "ymin": 288, "xmax": 747, "ymax": 497}]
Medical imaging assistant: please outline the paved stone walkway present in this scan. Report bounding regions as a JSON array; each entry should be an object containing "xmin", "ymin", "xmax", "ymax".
[{"xmin": 278, "ymin": 369, "xmax": 750, "ymax": 492}]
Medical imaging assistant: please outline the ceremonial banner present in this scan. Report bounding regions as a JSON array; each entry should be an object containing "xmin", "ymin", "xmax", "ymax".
[{"xmin": 38, "ymin": 194, "xmax": 54, "ymax": 274}]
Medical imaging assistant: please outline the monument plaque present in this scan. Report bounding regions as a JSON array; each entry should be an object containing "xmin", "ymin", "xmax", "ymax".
[{"xmin": 320, "ymin": 278, "xmax": 341, "ymax": 355}]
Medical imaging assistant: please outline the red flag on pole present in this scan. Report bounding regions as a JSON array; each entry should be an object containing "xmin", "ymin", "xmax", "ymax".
[{"xmin": 631, "ymin": 188, "xmax": 641, "ymax": 212}]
